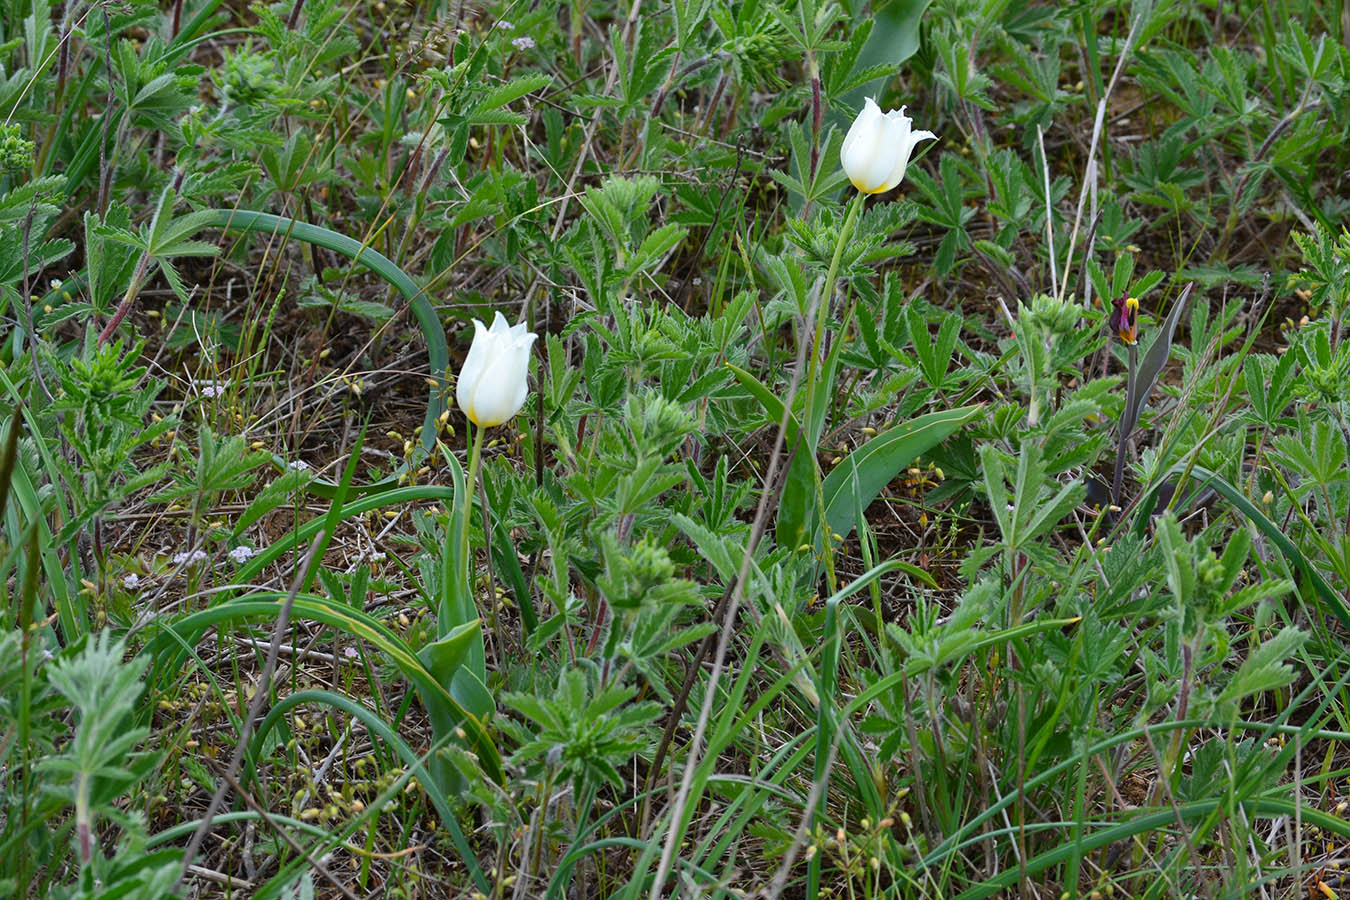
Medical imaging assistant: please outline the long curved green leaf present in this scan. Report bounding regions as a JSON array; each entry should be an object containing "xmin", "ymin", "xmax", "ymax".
[
  {"xmin": 140, "ymin": 594, "xmax": 503, "ymax": 783},
  {"xmin": 203, "ymin": 209, "xmax": 449, "ymax": 478}
]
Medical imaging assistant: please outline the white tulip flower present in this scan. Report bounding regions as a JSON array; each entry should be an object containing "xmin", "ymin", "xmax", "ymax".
[
  {"xmin": 456, "ymin": 311, "xmax": 537, "ymax": 428},
  {"xmin": 840, "ymin": 98, "xmax": 936, "ymax": 195}
]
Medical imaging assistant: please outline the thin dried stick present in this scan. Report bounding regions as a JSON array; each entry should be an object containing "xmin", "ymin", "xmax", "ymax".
[{"xmin": 173, "ymin": 532, "xmax": 327, "ymax": 891}]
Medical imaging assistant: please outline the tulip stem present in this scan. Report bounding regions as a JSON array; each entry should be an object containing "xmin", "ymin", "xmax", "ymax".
[
  {"xmin": 1111, "ymin": 342, "xmax": 1138, "ymax": 507},
  {"xmin": 801, "ymin": 192, "xmax": 865, "ymax": 592},
  {"xmin": 464, "ymin": 423, "xmax": 485, "ymax": 617},
  {"xmin": 802, "ymin": 193, "xmax": 865, "ymax": 438}
]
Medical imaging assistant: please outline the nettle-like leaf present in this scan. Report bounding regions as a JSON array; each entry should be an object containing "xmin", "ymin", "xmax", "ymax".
[
  {"xmin": 37, "ymin": 631, "xmax": 155, "ymax": 861},
  {"xmin": 1212, "ymin": 626, "xmax": 1307, "ymax": 717}
]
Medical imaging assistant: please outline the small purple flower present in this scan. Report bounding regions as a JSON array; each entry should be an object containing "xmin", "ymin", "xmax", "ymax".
[
  {"xmin": 1109, "ymin": 296, "xmax": 1139, "ymax": 345},
  {"xmin": 288, "ymin": 459, "xmax": 311, "ymax": 471},
  {"xmin": 173, "ymin": 549, "xmax": 209, "ymax": 566},
  {"xmin": 123, "ymin": 573, "xmax": 140, "ymax": 590},
  {"xmin": 495, "ymin": 19, "xmax": 514, "ymax": 30},
  {"xmin": 228, "ymin": 546, "xmax": 256, "ymax": 564},
  {"xmin": 511, "ymin": 36, "xmax": 535, "ymax": 51},
  {"xmin": 343, "ymin": 646, "xmax": 359, "ymax": 660}
]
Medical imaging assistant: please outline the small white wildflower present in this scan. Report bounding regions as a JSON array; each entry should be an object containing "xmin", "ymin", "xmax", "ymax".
[
  {"xmin": 343, "ymin": 646, "xmax": 359, "ymax": 660},
  {"xmin": 288, "ymin": 459, "xmax": 311, "ymax": 471},
  {"xmin": 123, "ymin": 573, "xmax": 140, "ymax": 589},
  {"xmin": 368, "ymin": 551, "xmax": 386, "ymax": 562},
  {"xmin": 41, "ymin": 649, "xmax": 54, "ymax": 662},
  {"xmin": 495, "ymin": 19, "xmax": 514, "ymax": 29},
  {"xmin": 200, "ymin": 384, "xmax": 221, "ymax": 398},
  {"xmin": 49, "ymin": 279, "xmax": 62, "ymax": 290},
  {"xmin": 692, "ymin": 277, "xmax": 703, "ymax": 286},
  {"xmin": 172, "ymin": 549, "xmax": 209, "ymax": 566},
  {"xmin": 511, "ymin": 36, "xmax": 534, "ymax": 50},
  {"xmin": 228, "ymin": 546, "xmax": 256, "ymax": 564}
]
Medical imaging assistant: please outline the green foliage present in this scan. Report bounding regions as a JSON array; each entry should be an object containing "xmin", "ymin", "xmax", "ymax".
[
  {"xmin": 502, "ymin": 667, "xmax": 661, "ymax": 794},
  {"xmin": 3, "ymin": 0, "xmax": 1349, "ymax": 897}
]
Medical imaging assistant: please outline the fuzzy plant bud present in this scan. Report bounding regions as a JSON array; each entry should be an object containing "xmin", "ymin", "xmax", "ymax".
[
  {"xmin": 456, "ymin": 311, "xmax": 537, "ymax": 428},
  {"xmin": 840, "ymin": 98, "xmax": 936, "ymax": 194}
]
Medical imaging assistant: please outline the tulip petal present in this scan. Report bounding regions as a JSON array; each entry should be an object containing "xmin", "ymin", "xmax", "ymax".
[
  {"xmin": 841, "ymin": 98, "xmax": 899, "ymax": 193},
  {"xmin": 468, "ymin": 349, "xmax": 530, "ymax": 426},
  {"xmin": 905, "ymin": 129, "xmax": 937, "ymax": 158},
  {"xmin": 456, "ymin": 318, "xmax": 492, "ymax": 420}
]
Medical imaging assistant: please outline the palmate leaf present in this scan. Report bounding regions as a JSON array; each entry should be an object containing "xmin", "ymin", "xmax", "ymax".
[
  {"xmin": 1135, "ymin": 464, "xmax": 1350, "ymax": 629},
  {"xmin": 1215, "ymin": 625, "xmax": 1307, "ymax": 710}
]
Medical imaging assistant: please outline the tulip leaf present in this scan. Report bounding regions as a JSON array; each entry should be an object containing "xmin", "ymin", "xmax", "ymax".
[
  {"xmin": 199, "ymin": 209, "xmax": 449, "ymax": 497},
  {"xmin": 820, "ymin": 404, "xmax": 983, "ymax": 550},
  {"xmin": 142, "ymin": 594, "xmax": 504, "ymax": 785},
  {"xmin": 1121, "ymin": 282, "xmax": 1194, "ymax": 443},
  {"xmin": 437, "ymin": 447, "xmax": 486, "ymax": 684},
  {"xmin": 833, "ymin": 0, "xmax": 932, "ymax": 121},
  {"xmin": 725, "ymin": 362, "xmax": 802, "ymax": 446},
  {"xmin": 778, "ymin": 445, "xmax": 822, "ymax": 555},
  {"xmin": 724, "ymin": 362, "xmax": 817, "ymax": 552},
  {"xmin": 417, "ymin": 620, "xmax": 481, "ymax": 692}
]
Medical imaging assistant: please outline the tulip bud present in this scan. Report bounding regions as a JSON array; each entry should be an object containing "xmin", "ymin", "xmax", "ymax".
[
  {"xmin": 840, "ymin": 98, "xmax": 936, "ymax": 195},
  {"xmin": 456, "ymin": 312, "xmax": 538, "ymax": 428}
]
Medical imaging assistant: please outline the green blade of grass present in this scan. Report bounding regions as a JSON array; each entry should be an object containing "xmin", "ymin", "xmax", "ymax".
[{"xmin": 249, "ymin": 689, "xmax": 488, "ymax": 896}]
